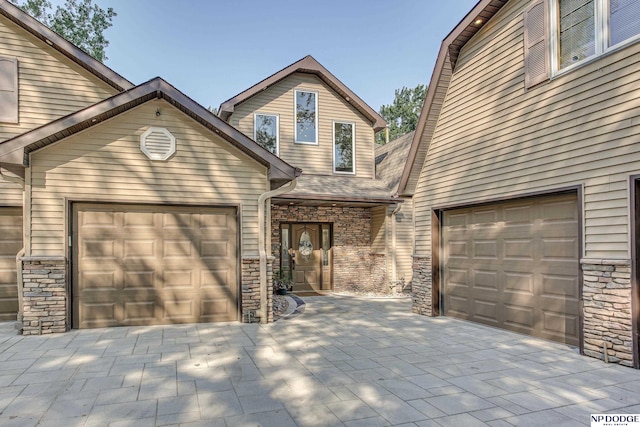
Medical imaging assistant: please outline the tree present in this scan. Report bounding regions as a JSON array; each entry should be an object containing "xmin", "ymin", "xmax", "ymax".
[
  {"xmin": 11, "ymin": 0, "xmax": 116, "ymax": 62},
  {"xmin": 376, "ymin": 84, "xmax": 427, "ymax": 145}
]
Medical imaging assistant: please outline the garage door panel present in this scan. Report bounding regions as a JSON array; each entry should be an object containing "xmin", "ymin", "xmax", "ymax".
[
  {"xmin": 472, "ymin": 208, "xmax": 499, "ymax": 225},
  {"xmin": 473, "ymin": 239, "xmax": 498, "ymax": 258},
  {"xmin": 541, "ymin": 310, "xmax": 579, "ymax": 338},
  {"xmin": 73, "ymin": 204, "xmax": 238, "ymax": 329},
  {"xmin": 163, "ymin": 270, "xmax": 194, "ymax": 288},
  {"xmin": 163, "ymin": 240, "xmax": 192, "ymax": 258},
  {"xmin": 123, "ymin": 271, "xmax": 156, "ymax": 289},
  {"xmin": 504, "ymin": 239, "xmax": 534, "ymax": 259},
  {"xmin": 474, "ymin": 270, "xmax": 499, "ymax": 290},
  {"xmin": 542, "ymin": 274, "xmax": 579, "ymax": 298},
  {"xmin": 443, "ymin": 193, "xmax": 580, "ymax": 346},
  {"xmin": 504, "ymin": 204, "xmax": 534, "ymax": 223},
  {"xmin": 124, "ymin": 301, "xmax": 155, "ymax": 322},
  {"xmin": 0, "ymin": 208, "xmax": 22, "ymax": 322},
  {"xmin": 504, "ymin": 272, "xmax": 534, "ymax": 293},
  {"xmin": 503, "ymin": 304, "xmax": 535, "ymax": 331}
]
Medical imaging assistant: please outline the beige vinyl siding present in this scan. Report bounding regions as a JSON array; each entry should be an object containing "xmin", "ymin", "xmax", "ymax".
[
  {"xmin": 413, "ymin": 0, "xmax": 640, "ymax": 259},
  {"xmin": 229, "ymin": 73, "xmax": 375, "ymax": 178},
  {"xmin": 0, "ymin": 16, "xmax": 117, "ymax": 142},
  {"xmin": 395, "ymin": 197, "xmax": 413, "ymax": 283},
  {"xmin": 371, "ymin": 205, "xmax": 387, "ymax": 254},
  {"xmin": 0, "ymin": 175, "xmax": 23, "ymax": 207},
  {"xmin": 28, "ymin": 100, "xmax": 267, "ymax": 256}
]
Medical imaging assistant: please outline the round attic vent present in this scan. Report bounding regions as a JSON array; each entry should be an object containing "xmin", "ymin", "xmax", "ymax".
[{"xmin": 140, "ymin": 127, "xmax": 176, "ymax": 161}]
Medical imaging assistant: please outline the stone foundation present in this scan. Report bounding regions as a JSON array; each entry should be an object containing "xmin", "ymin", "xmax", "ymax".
[
  {"xmin": 582, "ymin": 259, "xmax": 633, "ymax": 367},
  {"xmin": 411, "ymin": 255, "xmax": 433, "ymax": 316},
  {"xmin": 241, "ymin": 256, "xmax": 273, "ymax": 323},
  {"xmin": 21, "ymin": 256, "xmax": 67, "ymax": 335},
  {"xmin": 271, "ymin": 205, "xmax": 389, "ymax": 293}
]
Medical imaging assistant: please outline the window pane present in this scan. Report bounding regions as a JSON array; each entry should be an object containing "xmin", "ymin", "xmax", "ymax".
[
  {"xmin": 334, "ymin": 122, "xmax": 354, "ymax": 173},
  {"xmin": 610, "ymin": 0, "xmax": 640, "ymax": 46},
  {"xmin": 281, "ymin": 226, "xmax": 290, "ymax": 274},
  {"xmin": 255, "ymin": 114, "xmax": 277, "ymax": 154},
  {"xmin": 296, "ymin": 91, "xmax": 316, "ymax": 143},
  {"xmin": 559, "ymin": 0, "xmax": 595, "ymax": 68}
]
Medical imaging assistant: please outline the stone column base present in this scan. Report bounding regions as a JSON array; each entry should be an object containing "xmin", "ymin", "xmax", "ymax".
[
  {"xmin": 241, "ymin": 256, "xmax": 273, "ymax": 323},
  {"xmin": 21, "ymin": 256, "xmax": 67, "ymax": 335},
  {"xmin": 411, "ymin": 255, "xmax": 433, "ymax": 316},
  {"xmin": 581, "ymin": 258, "xmax": 633, "ymax": 367}
]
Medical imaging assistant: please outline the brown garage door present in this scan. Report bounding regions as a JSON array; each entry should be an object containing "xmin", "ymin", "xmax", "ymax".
[
  {"xmin": 442, "ymin": 193, "xmax": 580, "ymax": 345},
  {"xmin": 0, "ymin": 207, "xmax": 21, "ymax": 321},
  {"xmin": 72, "ymin": 204, "xmax": 238, "ymax": 329}
]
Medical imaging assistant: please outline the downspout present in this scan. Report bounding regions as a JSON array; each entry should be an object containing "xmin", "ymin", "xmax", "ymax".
[
  {"xmin": 391, "ymin": 202, "xmax": 401, "ymax": 293},
  {"xmin": 258, "ymin": 178, "xmax": 297, "ymax": 323}
]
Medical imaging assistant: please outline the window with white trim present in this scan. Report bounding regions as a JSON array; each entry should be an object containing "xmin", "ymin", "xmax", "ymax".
[
  {"xmin": 551, "ymin": 0, "xmax": 640, "ymax": 72},
  {"xmin": 295, "ymin": 90, "xmax": 317, "ymax": 144},
  {"xmin": 0, "ymin": 57, "xmax": 18, "ymax": 123},
  {"xmin": 333, "ymin": 121, "xmax": 355, "ymax": 174},
  {"xmin": 524, "ymin": 0, "xmax": 640, "ymax": 86},
  {"xmin": 254, "ymin": 113, "xmax": 279, "ymax": 155}
]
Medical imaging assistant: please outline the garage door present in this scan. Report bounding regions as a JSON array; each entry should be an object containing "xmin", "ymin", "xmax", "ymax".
[
  {"xmin": 72, "ymin": 204, "xmax": 238, "ymax": 329},
  {"xmin": 0, "ymin": 207, "xmax": 21, "ymax": 321},
  {"xmin": 442, "ymin": 193, "xmax": 580, "ymax": 345}
]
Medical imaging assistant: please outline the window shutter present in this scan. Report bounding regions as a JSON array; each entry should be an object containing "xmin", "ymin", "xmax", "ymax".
[
  {"xmin": 0, "ymin": 57, "xmax": 18, "ymax": 123},
  {"xmin": 524, "ymin": 0, "xmax": 549, "ymax": 88}
]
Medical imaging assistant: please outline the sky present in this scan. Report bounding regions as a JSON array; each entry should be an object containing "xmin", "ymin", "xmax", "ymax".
[{"xmin": 83, "ymin": 1, "xmax": 479, "ymax": 112}]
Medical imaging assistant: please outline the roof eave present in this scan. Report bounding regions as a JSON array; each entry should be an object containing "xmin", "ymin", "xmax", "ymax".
[
  {"xmin": 0, "ymin": 77, "xmax": 299, "ymax": 184},
  {"xmin": 397, "ymin": 0, "xmax": 508, "ymax": 195},
  {"xmin": 218, "ymin": 55, "xmax": 386, "ymax": 131},
  {"xmin": 0, "ymin": 0, "xmax": 133, "ymax": 92}
]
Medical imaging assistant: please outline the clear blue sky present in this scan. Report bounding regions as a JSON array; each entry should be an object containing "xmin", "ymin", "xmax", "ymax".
[{"xmin": 92, "ymin": 1, "xmax": 479, "ymax": 112}]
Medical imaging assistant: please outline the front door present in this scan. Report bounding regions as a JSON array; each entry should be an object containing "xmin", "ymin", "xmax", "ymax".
[{"xmin": 292, "ymin": 224, "xmax": 321, "ymax": 292}]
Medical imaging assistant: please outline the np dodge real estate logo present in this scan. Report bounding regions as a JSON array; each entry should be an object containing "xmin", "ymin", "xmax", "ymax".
[{"xmin": 591, "ymin": 414, "xmax": 640, "ymax": 427}]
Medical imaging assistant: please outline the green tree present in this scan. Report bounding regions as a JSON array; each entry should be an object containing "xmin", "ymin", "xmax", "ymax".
[
  {"xmin": 11, "ymin": 0, "xmax": 116, "ymax": 62},
  {"xmin": 376, "ymin": 84, "xmax": 427, "ymax": 144}
]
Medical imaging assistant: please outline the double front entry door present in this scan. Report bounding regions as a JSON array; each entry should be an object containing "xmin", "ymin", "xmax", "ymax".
[{"xmin": 283, "ymin": 223, "xmax": 332, "ymax": 292}]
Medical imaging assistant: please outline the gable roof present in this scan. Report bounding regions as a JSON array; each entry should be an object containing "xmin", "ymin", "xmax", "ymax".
[
  {"xmin": 397, "ymin": 0, "xmax": 508, "ymax": 196},
  {"xmin": 0, "ymin": 0, "xmax": 133, "ymax": 92},
  {"xmin": 375, "ymin": 131, "xmax": 414, "ymax": 194},
  {"xmin": 218, "ymin": 55, "xmax": 387, "ymax": 132},
  {"xmin": 0, "ymin": 77, "xmax": 301, "ymax": 186}
]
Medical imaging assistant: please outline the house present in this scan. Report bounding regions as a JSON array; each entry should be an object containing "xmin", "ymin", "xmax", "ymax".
[
  {"xmin": 400, "ymin": 0, "xmax": 640, "ymax": 368},
  {"xmin": 218, "ymin": 56, "xmax": 410, "ymax": 295},
  {"xmin": 0, "ymin": 1, "xmax": 410, "ymax": 334},
  {"xmin": 0, "ymin": 0, "xmax": 299, "ymax": 333}
]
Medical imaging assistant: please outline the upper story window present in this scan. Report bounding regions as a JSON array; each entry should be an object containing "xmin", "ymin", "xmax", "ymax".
[
  {"xmin": 552, "ymin": 0, "xmax": 640, "ymax": 72},
  {"xmin": 254, "ymin": 113, "xmax": 279, "ymax": 155},
  {"xmin": 295, "ymin": 90, "xmax": 317, "ymax": 144},
  {"xmin": 333, "ymin": 121, "xmax": 355, "ymax": 174},
  {"xmin": 524, "ymin": 0, "xmax": 640, "ymax": 87},
  {"xmin": 0, "ymin": 57, "xmax": 18, "ymax": 124}
]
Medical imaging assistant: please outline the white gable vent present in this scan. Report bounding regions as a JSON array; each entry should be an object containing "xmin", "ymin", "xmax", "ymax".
[{"xmin": 140, "ymin": 127, "xmax": 176, "ymax": 161}]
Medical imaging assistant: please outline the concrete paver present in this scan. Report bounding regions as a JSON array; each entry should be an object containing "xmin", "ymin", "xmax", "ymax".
[{"xmin": 0, "ymin": 295, "xmax": 639, "ymax": 426}]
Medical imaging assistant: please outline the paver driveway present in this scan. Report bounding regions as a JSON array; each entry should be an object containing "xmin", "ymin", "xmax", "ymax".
[{"xmin": 0, "ymin": 295, "xmax": 639, "ymax": 426}]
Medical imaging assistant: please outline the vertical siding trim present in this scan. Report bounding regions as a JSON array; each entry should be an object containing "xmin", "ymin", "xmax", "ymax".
[
  {"xmin": 523, "ymin": 0, "xmax": 550, "ymax": 88},
  {"xmin": 24, "ymin": 165, "xmax": 31, "ymax": 256},
  {"xmin": 629, "ymin": 174, "xmax": 640, "ymax": 369}
]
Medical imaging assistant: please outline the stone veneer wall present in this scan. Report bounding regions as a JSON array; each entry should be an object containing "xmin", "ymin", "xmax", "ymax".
[
  {"xmin": 241, "ymin": 256, "xmax": 273, "ymax": 323},
  {"xmin": 271, "ymin": 205, "xmax": 387, "ymax": 293},
  {"xmin": 21, "ymin": 256, "xmax": 67, "ymax": 335},
  {"xmin": 582, "ymin": 259, "xmax": 633, "ymax": 367},
  {"xmin": 411, "ymin": 255, "xmax": 433, "ymax": 316}
]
